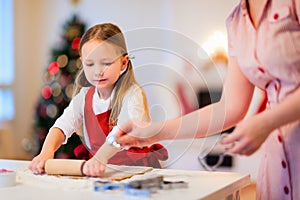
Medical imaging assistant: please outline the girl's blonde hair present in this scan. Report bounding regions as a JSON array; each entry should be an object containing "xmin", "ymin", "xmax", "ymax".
[{"xmin": 74, "ymin": 23, "xmax": 150, "ymax": 125}]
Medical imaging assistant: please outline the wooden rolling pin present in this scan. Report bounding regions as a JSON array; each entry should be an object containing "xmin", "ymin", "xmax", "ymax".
[{"xmin": 45, "ymin": 159, "xmax": 86, "ymax": 176}]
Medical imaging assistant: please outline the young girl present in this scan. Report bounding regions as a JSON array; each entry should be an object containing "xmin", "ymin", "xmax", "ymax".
[{"xmin": 29, "ymin": 23, "xmax": 168, "ymax": 176}]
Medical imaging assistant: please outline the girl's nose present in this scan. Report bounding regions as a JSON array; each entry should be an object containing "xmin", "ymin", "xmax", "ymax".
[{"xmin": 94, "ymin": 64, "xmax": 105, "ymax": 76}]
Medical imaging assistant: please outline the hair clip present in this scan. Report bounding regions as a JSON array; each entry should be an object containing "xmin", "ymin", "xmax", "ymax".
[{"xmin": 128, "ymin": 54, "xmax": 135, "ymax": 60}]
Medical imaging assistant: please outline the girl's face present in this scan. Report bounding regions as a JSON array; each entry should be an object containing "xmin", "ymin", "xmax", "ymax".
[{"xmin": 81, "ymin": 40, "xmax": 128, "ymax": 99}]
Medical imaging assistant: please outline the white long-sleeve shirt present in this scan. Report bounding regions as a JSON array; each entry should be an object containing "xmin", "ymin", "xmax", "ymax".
[{"xmin": 51, "ymin": 85, "xmax": 148, "ymax": 149}]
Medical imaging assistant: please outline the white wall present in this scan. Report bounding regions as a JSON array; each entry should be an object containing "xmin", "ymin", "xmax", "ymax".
[{"xmin": 12, "ymin": 0, "xmax": 262, "ymax": 181}]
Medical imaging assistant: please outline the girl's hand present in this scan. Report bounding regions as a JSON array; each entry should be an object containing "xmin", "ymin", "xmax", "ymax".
[
  {"xmin": 29, "ymin": 152, "xmax": 54, "ymax": 174},
  {"xmin": 221, "ymin": 113, "xmax": 272, "ymax": 156},
  {"xmin": 82, "ymin": 157, "xmax": 106, "ymax": 177}
]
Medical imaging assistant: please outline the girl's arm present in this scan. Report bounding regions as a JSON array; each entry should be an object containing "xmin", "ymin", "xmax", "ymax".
[
  {"xmin": 117, "ymin": 57, "xmax": 255, "ymax": 147},
  {"xmin": 82, "ymin": 125, "xmax": 120, "ymax": 177},
  {"xmin": 28, "ymin": 127, "xmax": 65, "ymax": 173},
  {"xmin": 52, "ymin": 89, "xmax": 86, "ymax": 143},
  {"xmin": 29, "ymin": 89, "xmax": 86, "ymax": 173},
  {"xmin": 40, "ymin": 128, "xmax": 66, "ymax": 155}
]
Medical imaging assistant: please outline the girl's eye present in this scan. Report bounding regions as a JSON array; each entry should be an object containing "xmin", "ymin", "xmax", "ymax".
[
  {"xmin": 102, "ymin": 62, "xmax": 113, "ymax": 66},
  {"xmin": 85, "ymin": 63, "xmax": 94, "ymax": 67}
]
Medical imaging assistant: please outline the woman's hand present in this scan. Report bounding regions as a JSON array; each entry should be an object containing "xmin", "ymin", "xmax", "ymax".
[
  {"xmin": 116, "ymin": 120, "xmax": 164, "ymax": 149},
  {"xmin": 221, "ymin": 113, "xmax": 273, "ymax": 156},
  {"xmin": 28, "ymin": 152, "xmax": 54, "ymax": 174},
  {"xmin": 82, "ymin": 157, "xmax": 106, "ymax": 177}
]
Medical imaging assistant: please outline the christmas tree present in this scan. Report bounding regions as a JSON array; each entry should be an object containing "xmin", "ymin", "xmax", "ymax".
[{"xmin": 33, "ymin": 14, "xmax": 86, "ymax": 158}]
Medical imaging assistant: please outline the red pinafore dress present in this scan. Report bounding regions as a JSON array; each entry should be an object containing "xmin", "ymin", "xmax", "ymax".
[{"xmin": 74, "ymin": 87, "xmax": 168, "ymax": 168}]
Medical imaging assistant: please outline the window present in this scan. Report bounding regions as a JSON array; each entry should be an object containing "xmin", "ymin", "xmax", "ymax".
[{"xmin": 0, "ymin": 0, "xmax": 14, "ymax": 121}]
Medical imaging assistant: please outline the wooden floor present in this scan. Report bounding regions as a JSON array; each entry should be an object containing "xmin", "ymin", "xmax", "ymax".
[{"xmin": 240, "ymin": 183, "xmax": 256, "ymax": 200}]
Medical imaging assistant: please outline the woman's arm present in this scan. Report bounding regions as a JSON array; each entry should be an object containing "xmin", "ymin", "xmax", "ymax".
[
  {"xmin": 266, "ymin": 86, "xmax": 300, "ymax": 128},
  {"xmin": 161, "ymin": 57, "xmax": 254, "ymax": 139},
  {"xmin": 223, "ymin": 85, "xmax": 300, "ymax": 155},
  {"xmin": 117, "ymin": 57, "xmax": 255, "ymax": 147}
]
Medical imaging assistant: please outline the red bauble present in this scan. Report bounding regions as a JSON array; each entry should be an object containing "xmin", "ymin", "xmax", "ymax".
[
  {"xmin": 72, "ymin": 37, "xmax": 81, "ymax": 50},
  {"xmin": 48, "ymin": 62, "xmax": 60, "ymax": 75},
  {"xmin": 41, "ymin": 85, "xmax": 52, "ymax": 99}
]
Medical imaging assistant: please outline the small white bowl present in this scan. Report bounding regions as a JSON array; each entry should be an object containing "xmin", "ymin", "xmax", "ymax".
[{"xmin": 0, "ymin": 169, "xmax": 16, "ymax": 188}]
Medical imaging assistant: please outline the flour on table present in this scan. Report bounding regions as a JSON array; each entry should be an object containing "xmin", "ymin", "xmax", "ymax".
[{"xmin": 17, "ymin": 164, "xmax": 152, "ymax": 190}]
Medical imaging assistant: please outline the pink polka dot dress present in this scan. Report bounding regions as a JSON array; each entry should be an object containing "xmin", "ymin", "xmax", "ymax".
[{"xmin": 226, "ymin": 0, "xmax": 300, "ymax": 199}]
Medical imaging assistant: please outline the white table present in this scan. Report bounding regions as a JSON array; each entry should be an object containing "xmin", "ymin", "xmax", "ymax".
[{"xmin": 0, "ymin": 159, "xmax": 250, "ymax": 200}]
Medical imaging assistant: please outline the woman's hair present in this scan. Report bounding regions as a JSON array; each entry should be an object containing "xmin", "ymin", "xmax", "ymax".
[{"xmin": 74, "ymin": 23, "xmax": 150, "ymax": 125}]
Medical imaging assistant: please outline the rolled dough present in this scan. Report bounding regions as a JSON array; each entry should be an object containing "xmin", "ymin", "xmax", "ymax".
[{"xmin": 17, "ymin": 164, "xmax": 152, "ymax": 190}]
